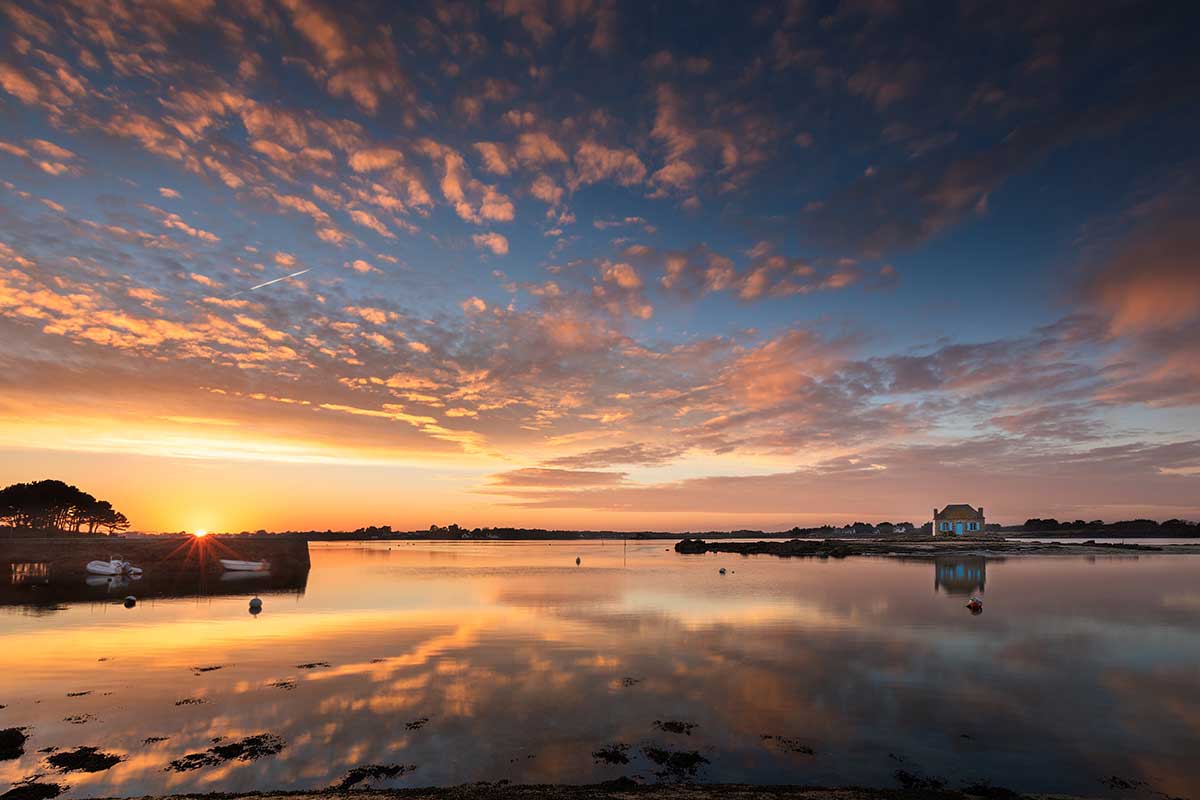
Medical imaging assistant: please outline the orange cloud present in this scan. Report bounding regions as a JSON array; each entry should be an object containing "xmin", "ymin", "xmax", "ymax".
[
  {"xmin": 472, "ymin": 232, "xmax": 509, "ymax": 255},
  {"xmin": 572, "ymin": 140, "xmax": 647, "ymax": 189}
]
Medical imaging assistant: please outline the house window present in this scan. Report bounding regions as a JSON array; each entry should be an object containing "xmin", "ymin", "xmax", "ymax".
[
  {"xmin": 967, "ymin": 522, "xmax": 978, "ymax": 531},
  {"xmin": 940, "ymin": 522, "xmax": 950, "ymax": 532}
]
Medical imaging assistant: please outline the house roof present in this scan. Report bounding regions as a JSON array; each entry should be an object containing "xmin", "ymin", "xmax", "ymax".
[{"xmin": 935, "ymin": 503, "xmax": 983, "ymax": 520}]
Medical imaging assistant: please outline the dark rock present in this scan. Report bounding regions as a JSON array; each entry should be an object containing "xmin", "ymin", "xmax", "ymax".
[
  {"xmin": 1102, "ymin": 776, "xmax": 1140, "ymax": 790},
  {"xmin": 761, "ymin": 735, "xmax": 814, "ymax": 755},
  {"xmin": 0, "ymin": 727, "xmax": 27, "ymax": 760},
  {"xmin": 592, "ymin": 744, "xmax": 630, "ymax": 765},
  {"xmin": 405, "ymin": 717, "xmax": 430, "ymax": 730},
  {"xmin": 165, "ymin": 733, "xmax": 285, "ymax": 772},
  {"xmin": 295, "ymin": 662, "xmax": 330, "ymax": 669},
  {"xmin": 641, "ymin": 746, "xmax": 709, "ymax": 780},
  {"xmin": 333, "ymin": 763, "xmax": 415, "ymax": 790},
  {"xmin": 46, "ymin": 746, "xmax": 123, "ymax": 773},
  {"xmin": 1, "ymin": 782, "xmax": 64, "ymax": 800},
  {"xmin": 653, "ymin": 720, "xmax": 697, "ymax": 735}
]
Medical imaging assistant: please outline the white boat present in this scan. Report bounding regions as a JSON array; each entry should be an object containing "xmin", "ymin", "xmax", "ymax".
[
  {"xmin": 220, "ymin": 558, "xmax": 270, "ymax": 572},
  {"xmin": 86, "ymin": 558, "xmax": 130, "ymax": 576}
]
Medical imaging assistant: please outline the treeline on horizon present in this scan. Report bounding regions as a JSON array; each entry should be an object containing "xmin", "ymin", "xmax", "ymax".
[
  {"xmin": 1019, "ymin": 517, "xmax": 1199, "ymax": 532},
  {"xmin": 1, "ymin": 479, "xmax": 130, "ymax": 535},
  {"xmin": 187, "ymin": 518, "xmax": 1198, "ymax": 538}
]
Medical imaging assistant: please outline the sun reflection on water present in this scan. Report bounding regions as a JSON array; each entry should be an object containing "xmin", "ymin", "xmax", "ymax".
[{"xmin": 0, "ymin": 543, "xmax": 1198, "ymax": 799}]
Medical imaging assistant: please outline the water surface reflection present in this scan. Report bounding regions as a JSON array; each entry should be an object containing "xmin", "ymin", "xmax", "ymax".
[
  {"xmin": 933, "ymin": 556, "xmax": 987, "ymax": 595},
  {"xmin": 1, "ymin": 542, "xmax": 1198, "ymax": 798}
]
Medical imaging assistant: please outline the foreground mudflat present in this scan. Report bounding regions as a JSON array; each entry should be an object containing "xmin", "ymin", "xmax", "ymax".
[
  {"xmin": 83, "ymin": 786, "xmax": 1080, "ymax": 800},
  {"xmin": 673, "ymin": 537, "xmax": 1200, "ymax": 558}
]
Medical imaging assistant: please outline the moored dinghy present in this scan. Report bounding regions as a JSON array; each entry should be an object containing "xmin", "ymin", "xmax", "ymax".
[
  {"xmin": 220, "ymin": 558, "xmax": 271, "ymax": 572},
  {"xmin": 86, "ymin": 558, "xmax": 130, "ymax": 576}
]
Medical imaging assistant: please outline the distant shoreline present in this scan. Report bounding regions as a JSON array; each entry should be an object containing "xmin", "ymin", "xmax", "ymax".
[
  {"xmin": 5, "ymin": 527, "xmax": 1199, "ymax": 541},
  {"xmin": 673, "ymin": 537, "xmax": 1200, "ymax": 558}
]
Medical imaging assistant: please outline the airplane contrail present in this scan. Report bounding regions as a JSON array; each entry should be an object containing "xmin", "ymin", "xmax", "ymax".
[
  {"xmin": 249, "ymin": 268, "xmax": 310, "ymax": 291},
  {"xmin": 230, "ymin": 268, "xmax": 311, "ymax": 297}
]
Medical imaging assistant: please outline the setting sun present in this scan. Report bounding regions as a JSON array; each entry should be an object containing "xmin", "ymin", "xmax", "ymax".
[{"xmin": 194, "ymin": 529, "xmax": 208, "ymax": 538}]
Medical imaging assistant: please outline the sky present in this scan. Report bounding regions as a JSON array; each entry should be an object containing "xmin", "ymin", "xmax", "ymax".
[{"xmin": 1, "ymin": 0, "xmax": 1199, "ymax": 533}]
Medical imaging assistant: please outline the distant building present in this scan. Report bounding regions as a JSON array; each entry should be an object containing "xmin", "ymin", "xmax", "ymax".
[{"xmin": 933, "ymin": 504, "xmax": 985, "ymax": 535}]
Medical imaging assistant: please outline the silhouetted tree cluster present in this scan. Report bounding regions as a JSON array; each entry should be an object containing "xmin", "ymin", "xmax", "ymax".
[
  {"xmin": 1021, "ymin": 517, "xmax": 1197, "ymax": 533},
  {"xmin": 352, "ymin": 525, "xmax": 393, "ymax": 537},
  {"xmin": 0, "ymin": 480, "xmax": 129, "ymax": 534},
  {"xmin": 788, "ymin": 525, "xmax": 840, "ymax": 536},
  {"xmin": 1022, "ymin": 518, "xmax": 1105, "ymax": 531}
]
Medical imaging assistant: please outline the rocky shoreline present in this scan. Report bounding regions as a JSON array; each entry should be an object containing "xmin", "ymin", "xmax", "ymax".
[{"xmin": 673, "ymin": 536, "xmax": 1200, "ymax": 558}]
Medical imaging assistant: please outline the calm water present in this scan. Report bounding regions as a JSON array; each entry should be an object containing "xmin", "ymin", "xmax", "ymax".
[{"xmin": 2, "ymin": 541, "xmax": 1199, "ymax": 798}]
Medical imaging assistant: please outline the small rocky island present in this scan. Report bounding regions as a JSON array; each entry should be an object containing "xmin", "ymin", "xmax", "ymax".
[{"xmin": 673, "ymin": 537, "xmax": 1198, "ymax": 558}]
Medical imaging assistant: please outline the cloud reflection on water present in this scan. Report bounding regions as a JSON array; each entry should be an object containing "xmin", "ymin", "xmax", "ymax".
[{"xmin": 1, "ymin": 543, "xmax": 1198, "ymax": 798}]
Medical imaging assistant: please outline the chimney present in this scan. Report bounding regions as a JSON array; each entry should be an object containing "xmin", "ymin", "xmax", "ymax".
[{"xmin": 979, "ymin": 507, "xmax": 984, "ymax": 518}]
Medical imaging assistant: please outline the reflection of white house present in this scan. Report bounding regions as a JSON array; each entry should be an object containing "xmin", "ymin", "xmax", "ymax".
[
  {"xmin": 933, "ymin": 556, "xmax": 987, "ymax": 594},
  {"xmin": 933, "ymin": 504, "xmax": 985, "ymax": 536}
]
